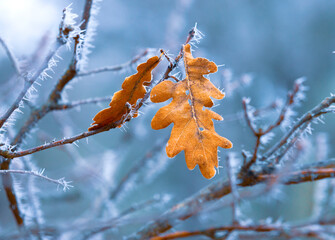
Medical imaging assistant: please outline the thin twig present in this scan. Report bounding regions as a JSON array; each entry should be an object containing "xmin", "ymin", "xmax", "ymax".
[
  {"xmin": 83, "ymin": 196, "xmax": 167, "ymax": 239},
  {"xmin": 0, "ymin": 40, "xmax": 64, "ymax": 130},
  {"xmin": 77, "ymin": 49, "xmax": 150, "ymax": 77},
  {"xmin": 241, "ymin": 98, "xmax": 262, "ymax": 170},
  {"xmin": 262, "ymin": 96, "xmax": 335, "ymax": 161},
  {"xmin": 134, "ymin": 27, "xmax": 195, "ymax": 112},
  {"xmin": 159, "ymin": 27, "xmax": 195, "ymax": 85},
  {"xmin": 262, "ymin": 80, "xmax": 301, "ymax": 135},
  {"xmin": 0, "ymin": 24, "xmax": 65, "ymax": 230},
  {"xmin": 259, "ymin": 167, "xmax": 335, "ymax": 185},
  {"xmin": 0, "ymin": 32, "xmax": 50, "ymax": 104},
  {"xmin": 225, "ymin": 154, "xmax": 240, "ymax": 225},
  {"xmin": 0, "ymin": 1, "xmax": 94, "ymax": 229},
  {"xmin": 0, "ymin": 6, "xmax": 73, "ymax": 131},
  {"xmin": 0, "ymin": 95, "xmax": 333, "ymax": 169},
  {"xmin": 223, "ymin": 101, "xmax": 279, "ymax": 123},
  {"xmin": 11, "ymin": 0, "xmax": 94, "ymax": 147},
  {"xmin": 50, "ymin": 96, "xmax": 112, "ymax": 110},
  {"xmin": 0, "ymin": 37, "xmax": 21, "ymax": 75},
  {"xmin": 0, "ymin": 169, "xmax": 73, "ymax": 191},
  {"xmin": 241, "ymin": 86, "xmax": 334, "ymax": 173},
  {"xmin": 150, "ymin": 222, "xmax": 328, "ymax": 240},
  {"xmin": 110, "ymin": 137, "xmax": 168, "ymax": 200},
  {"xmin": 0, "ymin": 120, "xmax": 122, "ymax": 159},
  {"xmin": 1, "ymin": 25, "xmax": 197, "ymax": 159},
  {"xmin": 241, "ymin": 98, "xmax": 257, "ymax": 135},
  {"xmin": 127, "ymin": 160, "xmax": 335, "ymax": 239},
  {"xmin": 0, "ymin": 161, "xmax": 24, "ymax": 227},
  {"xmin": 274, "ymin": 122, "xmax": 310, "ymax": 163}
]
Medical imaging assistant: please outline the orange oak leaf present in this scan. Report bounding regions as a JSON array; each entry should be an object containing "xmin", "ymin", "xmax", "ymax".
[
  {"xmin": 88, "ymin": 56, "xmax": 160, "ymax": 131},
  {"xmin": 150, "ymin": 44, "xmax": 232, "ymax": 179}
]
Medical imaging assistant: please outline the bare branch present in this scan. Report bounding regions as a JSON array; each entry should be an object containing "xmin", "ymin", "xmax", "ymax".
[
  {"xmin": 47, "ymin": 0, "xmax": 95, "ymax": 104},
  {"xmin": 0, "ymin": 120, "xmax": 121, "ymax": 159},
  {"xmin": 0, "ymin": 37, "xmax": 21, "ymax": 75},
  {"xmin": 77, "ymin": 49, "xmax": 151, "ymax": 77},
  {"xmin": 159, "ymin": 27, "xmax": 196, "ymax": 85},
  {"xmin": 0, "ymin": 169, "xmax": 73, "ymax": 191},
  {"xmin": 0, "ymin": 161, "xmax": 24, "ymax": 227},
  {"xmin": 0, "ymin": 26, "xmax": 199, "ymax": 160},
  {"xmin": 242, "ymin": 98, "xmax": 257, "ymax": 135},
  {"xmin": 133, "ymin": 28, "xmax": 195, "ymax": 113},
  {"xmin": 262, "ymin": 95, "xmax": 335, "ymax": 161},
  {"xmin": 273, "ymin": 122, "xmax": 310, "ymax": 163},
  {"xmin": 1, "ymin": 10, "xmax": 334, "ymax": 238},
  {"xmin": 0, "ymin": 5, "xmax": 80, "ymax": 131},
  {"xmin": 262, "ymin": 78, "xmax": 303, "ymax": 135},
  {"xmin": 50, "ymin": 96, "xmax": 112, "ymax": 110},
  {"xmin": 83, "ymin": 196, "xmax": 169, "ymax": 239},
  {"xmin": 241, "ymin": 80, "xmax": 311, "ymax": 172},
  {"xmin": 0, "ymin": 39, "xmax": 64, "ymax": 130},
  {"xmin": 0, "ymin": 17, "xmax": 68, "ymax": 229},
  {"xmin": 223, "ymin": 100, "xmax": 279, "ymax": 123},
  {"xmin": 225, "ymin": 154, "xmax": 241, "ymax": 225},
  {"xmin": 259, "ymin": 167, "xmax": 335, "ymax": 185},
  {"xmin": 0, "ymin": 1, "xmax": 95, "ymax": 229},
  {"xmin": 110, "ymin": 137, "xmax": 168, "ymax": 200},
  {"xmin": 241, "ymin": 94, "xmax": 334, "ymax": 176},
  {"xmin": 151, "ymin": 222, "xmax": 330, "ymax": 240},
  {"xmin": 11, "ymin": 1, "xmax": 95, "ymax": 147},
  {"xmin": 128, "ymin": 160, "xmax": 335, "ymax": 239}
]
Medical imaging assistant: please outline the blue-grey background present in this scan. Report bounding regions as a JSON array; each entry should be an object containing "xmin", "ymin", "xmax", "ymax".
[{"xmin": 0, "ymin": 0, "xmax": 335, "ymax": 238}]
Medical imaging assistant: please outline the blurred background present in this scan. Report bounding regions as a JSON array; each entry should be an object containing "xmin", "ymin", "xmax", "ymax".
[{"xmin": 0, "ymin": 0, "xmax": 335, "ymax": 239}]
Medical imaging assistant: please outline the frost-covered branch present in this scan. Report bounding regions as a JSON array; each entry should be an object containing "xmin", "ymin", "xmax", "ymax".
[
  {"xmin": 151, "ymin": 221, "xmax": 333, "ymax": 240},
  {"xmin": 0, "ymin": 38, "xmax": 64, "ymax": 130},
  {"xmin": 0, "ymin": 36, "xmax": 21, "ymax": 75},
  {"xmin": 0, "ymin": 121, "xmax": 120, "ymax": 159},
  {"xmin": 0, "ymin": 94, "xmax": 333, "ymax": 175},
  {"xmin": 0, "ymin": 169, "xmax": 72, "ymax": 191},
  {"xmin": 0, "ymin": 20, "xmax": 68, "ymax": 229},
  {"xmin": 263, "ymin": 78, "xmax": 306, "ymax": 135},
  {"xmin": 159, "ymin": 27, "xmax": 196, "ymax": 83},
  {"xmin": 133, "ymin": 26, "xmax": 197, "ymax": 112},
  {"xmin": 0, "ymin": 1, "xmax": 95, "ymax": 230},
  {"xmin": 83, "ymin": 195, "xmax": 170, "ymax": 239},
  {"xmin": 1, "ymin": 4, "xmax": 334, "ymax": 237},
  {"xmin": 77, "ymin": 49, "xmax": 151, "ymax": 77},
  {"xmin": 312, "ymin": 134, "xmax": 334, "ymax": 221},
  {"xmin": 110, "ymin": 137, "xmax": 168, "ymax": 200},
  {"xmin": 259, "ymin": 166, "xmax": 335, "ymax": 184},
  {"xmin": 223, "ymin": 100, "xmax": 279, "ymax": 122},
  {"xmin": 263, "ymin": 95, "xmax": 335, "ymax": 161},
  {"xmin": 0, "ymin": 5, "xmax": 83, "ymax": 131},
  {"xmin": 241, "ymin": 82, "xmax": 334, "ymax": 174},
  {"xmin": 128, "ymin": 160, "xmax": 335, "ymax": 239},
  {"xmin": 225, "ymin": 153, "xmax": 241, "ymax": 224},
  {"xmin": 10, "ymin": 1, "xmax": 95, "ymax": 148},
  {"xmin": 241, "ymin": 79, "xmax": 308, "ymax": 172},
  {"xmin": 0, "ymin": 26, "xmax": 199, "ymax": 160},
  {"xmin": 50, "ymin": 96, "xmax": 112, "ymax": 110},
  {"xmin": 47, "ymin": 1, "xmax": 94, "ymax": 104}
]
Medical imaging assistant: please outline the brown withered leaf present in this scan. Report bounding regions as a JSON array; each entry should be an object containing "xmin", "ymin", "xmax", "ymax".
[
  {"xmin": 150, "ymin": 44, "xmax": 232, "ymax": 179},
  {"xmin": 89, "ymin": 56, "xmax": 160, "ymax": 131}
]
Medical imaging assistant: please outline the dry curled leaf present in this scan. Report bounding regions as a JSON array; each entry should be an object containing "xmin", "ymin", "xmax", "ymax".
[
  {"xmin": 89, "ymin": 56, "xmax": 160, "ymax": 131},
  {"xmin": 150, "ymin": 44, "xmax": 232, "ymax": 179}
]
